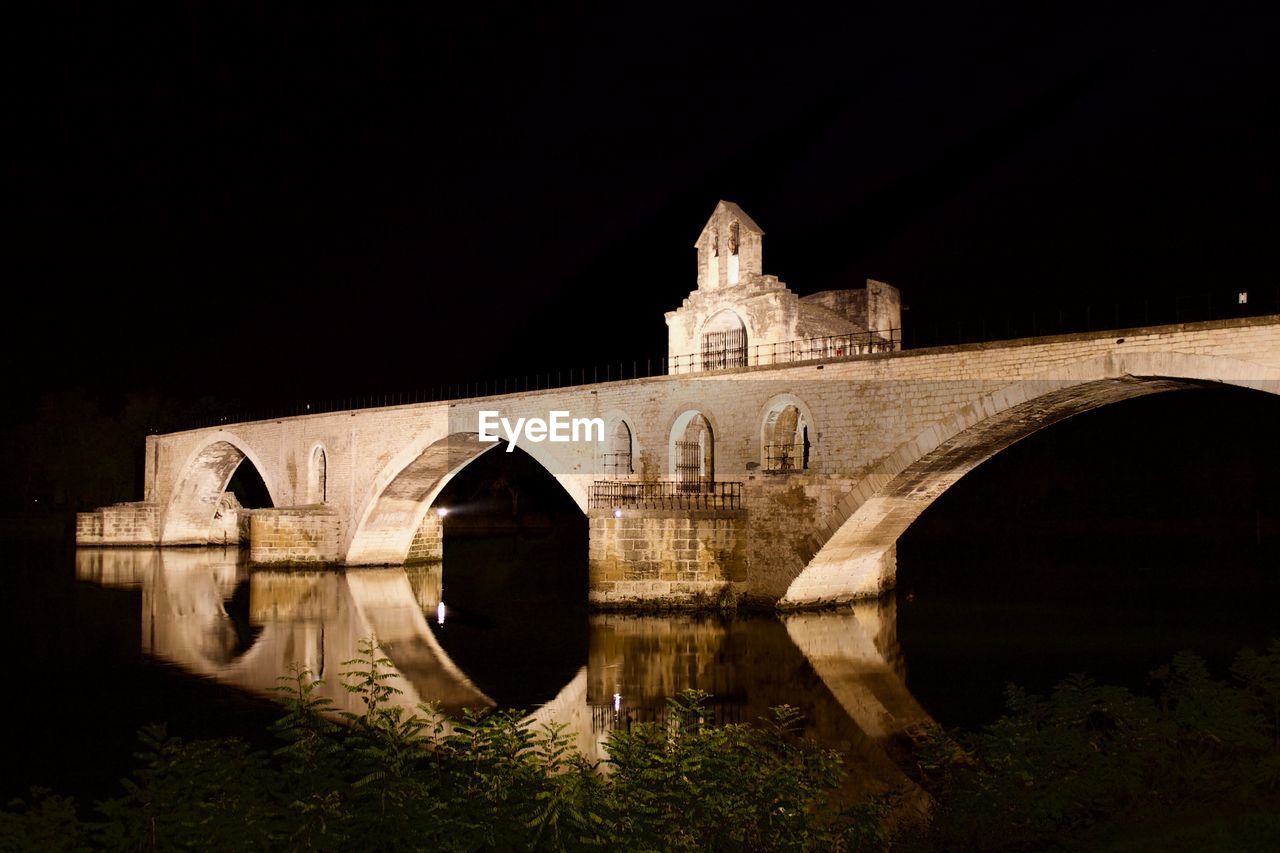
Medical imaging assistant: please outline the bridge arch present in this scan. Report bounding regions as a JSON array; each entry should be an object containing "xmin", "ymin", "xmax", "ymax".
[
  {"xmin": 161, "ymin": 432, "xmax": 279, "ymax": 545},
  {"xmin": 783, "ymin": 350, "xmax": 1280, "ymax": 606},
  {"xmin": 344, "ymin": 432, "xmax": 500, "ymax": 565},
  {"xmin": 344, "ymin": 430, "xmax": 588, "ymax": 565}
]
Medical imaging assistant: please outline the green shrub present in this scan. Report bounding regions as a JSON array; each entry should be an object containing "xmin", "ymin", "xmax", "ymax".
[
  {"xmin": 0, "ymin": 637, "xmax": 887, "ymax": 851},
  {"xmin": 11, "ymin": 638, "xmax": 1275, "ymax": 851},
  {"xmin": 913, "ymin": 640, "xmax": 1280, "ymax": 851},
  {"xmin": 602, "ymin": 690, "xmax": 891, "ymax": 851}
]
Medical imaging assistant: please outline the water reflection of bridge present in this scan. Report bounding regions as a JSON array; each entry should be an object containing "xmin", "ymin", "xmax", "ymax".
[
  {"xmin": 77, "ymin": 547, "xmax": 933, "ymax": 811},
  {"xmin": 590, "ymin": 697, "xmax": 746, "ymax": 734}
]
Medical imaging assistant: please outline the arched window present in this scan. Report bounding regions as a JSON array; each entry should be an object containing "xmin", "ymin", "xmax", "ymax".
[
  {"xmin": 763, "ymin": 404, "xmax": 810, "ymax": 473},
  {"xmin": 701, "ymin": 310, "xmax": 748, "ymax": 371},
  {"xmin": 728, "ymin": 222, "xmax": 741, "ymax": 283},
  {"xmin": 606, "ymin": 420, "xmax": 633, "ymax": 477},
  {"xmin": 309, "ymin": 446, "xmax": 328, "ymax": 504},
  {"xmin": 673, "ymin": 412, "xmax": 714, "ymax": 492}
]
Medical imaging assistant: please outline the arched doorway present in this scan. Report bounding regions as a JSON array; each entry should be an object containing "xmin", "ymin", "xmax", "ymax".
[
  {"xmin": 671, "ymin": 412, "xmax": 714, "ymax": 492},
  {"xmin": 762, "ymin": 401, "xmax": 811, "ymax": 473},
  {"xmin": 700, "ymin": 310, "xmax": 748, "ymax": 371},
  {"xmin": 605, "ymin": 420, "xmax": 634, "ymax": 477}
]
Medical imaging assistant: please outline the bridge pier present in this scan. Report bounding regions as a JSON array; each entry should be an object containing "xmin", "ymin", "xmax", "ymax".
[
  {"xmin": 76, "ymin": 496, "xmax": 248, "ymax": 549},
  {"xmin": 588, "ymin": 507, "xmax": 747, "ymax": 607},
  {"xmin": 406, "ymin": 512, "xmax": 443, "ymax": 563},
  {"xmin": 76, "ymin": 502, "xmax": 161, "ymax": 546},
  {"xmin": 248, "ymin": 506, "xmax": 342, "ymax": 565}
]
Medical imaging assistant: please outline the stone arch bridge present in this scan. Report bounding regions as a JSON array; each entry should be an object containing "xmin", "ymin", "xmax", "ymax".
[{"xmin": 78, "ymin": 316, "xmax": 1280, "ymax": 608}]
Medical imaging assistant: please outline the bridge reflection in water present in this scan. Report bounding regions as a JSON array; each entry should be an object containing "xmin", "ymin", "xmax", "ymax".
[{"xmin": 75, "ymin": 547, "xmax": 933, "ymax": 812}]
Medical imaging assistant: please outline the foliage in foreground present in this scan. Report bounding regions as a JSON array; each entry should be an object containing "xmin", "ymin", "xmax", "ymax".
[
  {"xmin": 5, "ymin": 638, "xmax": 1280, "ymax": 851},
  {"xmin": 906, "ymin": 639, "xmax": 1280, "ymax": 851},
  {"xmin": 0, "ymin": 638, "xmax": 889, "ymax": 851}
]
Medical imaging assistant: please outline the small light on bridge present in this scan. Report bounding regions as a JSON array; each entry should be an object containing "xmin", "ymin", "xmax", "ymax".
[
  {"xmin": 437, "ymin": 507, "xmax": 449, "ymax": 519},
  {"xmin": 613, "ymin": 508, "xmax": 623, "ymax": 519},
  {"xmin": 613, "ymin": 693, "xmax": 622, "ymax": 713},
  {"xmin": 1240, "ymin": 291, "xmax": 1249, "ymax": 305},
  {"xmin": 437, "ymin": 601, "xmax": 446, "ymax": 625}
]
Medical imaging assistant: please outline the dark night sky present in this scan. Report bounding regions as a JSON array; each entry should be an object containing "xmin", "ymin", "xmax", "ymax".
[{"xmin": 3, "ymin": 2, "xmax": 1278, "ymax": 409}]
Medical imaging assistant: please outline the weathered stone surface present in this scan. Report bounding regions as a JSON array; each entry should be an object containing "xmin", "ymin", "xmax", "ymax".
[
  {"xmin": 76, "ymin": 502, "xmax": 159, "ymax": 545},
  {"xmin": 588, "ymin": 507, "xmax": 746, "ymax": 606},
  {"xmin": 406, "ymin": 511, "xmax": 443, "ymax": 563},
  {"xmin": 249, "ymin": 506, "xmax": 341, "ymax": 565}
]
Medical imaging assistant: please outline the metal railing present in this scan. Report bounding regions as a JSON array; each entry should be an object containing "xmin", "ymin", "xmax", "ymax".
[
  {"xmin": 664, "ymin": 328, "xmax": 901, "ymax": 374},
  {"xmin": 755, "ymin": 329, "xmax": 900, "ymax": 366},
  {"xmin": 589, "ymin": 480, "xmax": 743, "ymax": 511},
  {"xmin": 763, "ymin": 442, "xmax": 809, "ymax": 473}
]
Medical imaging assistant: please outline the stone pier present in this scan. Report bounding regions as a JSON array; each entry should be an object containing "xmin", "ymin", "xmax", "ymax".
[
  {"xmin": 249, "ymin": 506, "xmax": 342, "ymax": 565},
  {"xmin": 587, "ymin": 507, "xmax": 746, "ymax": 607},
  {"xmin": 76, "ymin": 502, "xmax": 160, "ymax": 546}
]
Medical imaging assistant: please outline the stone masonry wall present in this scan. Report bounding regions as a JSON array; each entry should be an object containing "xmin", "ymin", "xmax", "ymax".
[
  {"xmin": 589, "ymin": 508, "xmax": 747, "ymax": 606},
  {"xmin": 406, "ymin": 512, "xmax": 443, "ymax": 563},
  {"xmin": 740, "ymin": 475, "xmax": 855, "ymax": 603},
  {"xmin": 75, "ymin": 512, "xmax": 101, "ymax": 541},
  {"xmin": 76, "ymin": 502, "xmax": 160, "ymax": 545},
  {"xmin": 249, "ymin": 506, "xmax": 342, "ymax": 565}
]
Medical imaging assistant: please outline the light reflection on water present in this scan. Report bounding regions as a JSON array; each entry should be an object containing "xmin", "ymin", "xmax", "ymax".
[{"xmin": 75, "ymin": 546, "xmax": 934, "ymax": 810}]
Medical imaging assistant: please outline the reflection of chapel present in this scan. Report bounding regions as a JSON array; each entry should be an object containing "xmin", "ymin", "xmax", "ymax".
[{"xmin": 665, "ymin": 201, "xmax": 901, "ymax": 371}]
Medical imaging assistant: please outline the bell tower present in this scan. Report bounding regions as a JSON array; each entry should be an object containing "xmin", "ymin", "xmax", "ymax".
[{"xmin": 693, "ymin": 201, "xmax": 764, "ymax": 290}]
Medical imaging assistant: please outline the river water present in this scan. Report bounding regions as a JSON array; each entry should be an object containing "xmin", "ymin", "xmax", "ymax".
[{"xmin": 3, "ymin": 517, "xmax": 1277, "ymax": 812}]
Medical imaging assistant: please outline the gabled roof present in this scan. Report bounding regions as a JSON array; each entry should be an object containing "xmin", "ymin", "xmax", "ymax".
[{"xmin": 694, "ymin": 200, "xmax": 765, "ymax": 247}]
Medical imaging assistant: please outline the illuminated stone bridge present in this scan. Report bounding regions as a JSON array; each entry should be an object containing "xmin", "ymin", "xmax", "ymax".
[
  {"xmin": 75, "ymin": 204, "xmax": 1280, "ymax": 607},
  {"xmin": 77, "ymin": 312, "xmax": 1280, "ymax": 608}
]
